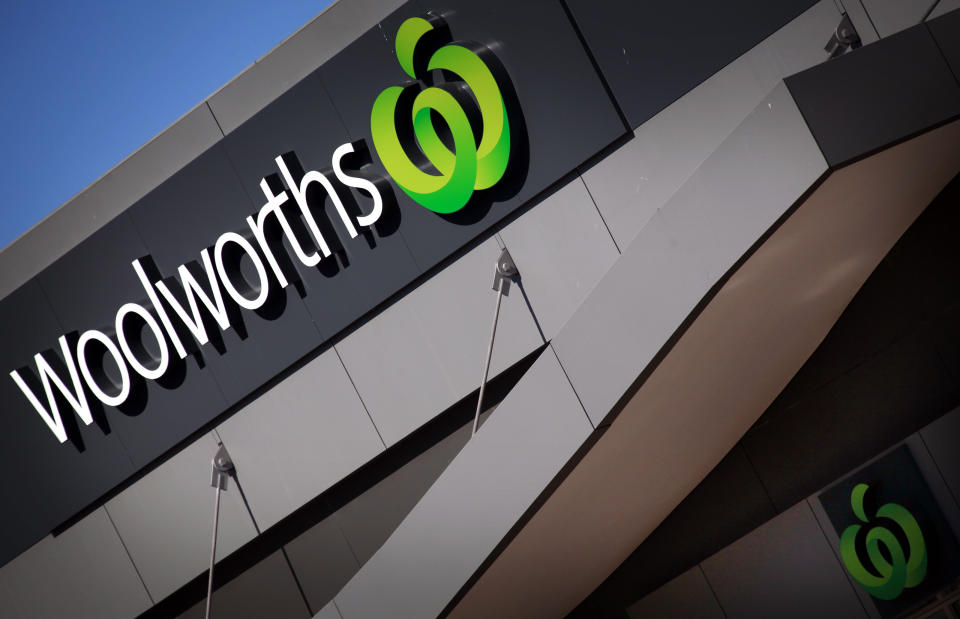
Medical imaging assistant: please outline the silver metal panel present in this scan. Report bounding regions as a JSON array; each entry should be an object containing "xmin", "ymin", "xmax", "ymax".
[
  {"xmin": 626, "ymin": 566, "xmax": 725, "ymax": 619},
  {"xmin": 582, "ymin": 0, "xmax": 838, "ymax": 249},
  {"xmin": 929, "ymin": 0, "xmax": 960, "ymax": 19},
  {"xmin": 177, "ymin": 551, "xmax": 310, "ymax": 619},
  {"xmin": 107, "ymin": 433, "xmax": 258, "ymax": 601},
  {"xmin": 0, "ymin": 103, "xmax": 222, "ymax": 301},
  {"xmin": 336, "ymin": 237, "xmax": 543, "ymax": 446},
  {"xmin": 908, "ymin": 433, "xmax": 960, "ymax": 544},
  {"xmin": 284, "ymin": 514, "xmax": 360, "ymax": 615},
  {"xmin": 0, "ymin": 508, "xmax": 151, "ymax": 619},
  {"xmin": 498, "ymin": 177, "xmax": 620, "ymax": 339},
  {"xmin": 216, "ymin": 348, "xmax": 385, "ymax": 530},
  {"xmin": 860, "ymin": 0, "xmax": 930, "ymax": 36},
  {"xmin": 206, "ymin": 0, "xmax": 405, "ymax": 134},
  {"xmin": 314, "ymin": 601, "xmax": 344, "ymax": 619},
  {"xmin": 334, "ymin": 410, "xmax": 479, "ymax": 566},
  {"xmin": 840, "ymin": 0, "xmax": 882, "ymax": 43},
  {"xmin": 702, "ymin": 501, "xmax": 867, "ymax": 619},
  {"xmin": 921, "ymin": 407, "xmax": 960, "ymax": 519},
  {"xmin": 557, "ymin": 85, "xmax": 827, "ymax": 425},
  {"xmin": 333, "ymin": 347, "xmax": 592, "ymax": 619}
]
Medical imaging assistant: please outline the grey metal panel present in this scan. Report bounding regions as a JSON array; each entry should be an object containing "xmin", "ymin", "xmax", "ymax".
[
  {"xmin": 625, "ymin": 566, "xmax": 724, "ymax": 619},
  {"xmin": 861, "ymin": 0, "xmax": 929, "ymax": 36},
  {"xmin": 556, "ymin": 85, "xmax": 826, "ymax": 425},
  {"xmin": 335, "ymin": 409, "xmax": 492, "ymax": 566},
  {"xmin": 177, "ymin": 551, "xmax": 310, "ymax": 619},
  {"xmin": 564, "ymin": 0, "xmax": 818, "ymax": 128},
  {"xmin": 701, "ymin": 501, "xmax": 867, "ymax": 619},
  {"xmin": 0, "ymin": 103, "xmax": 222, "ymax": 301},
  {"xmin": 498, "ymin": 177, "xmax": 620, "ymax": 339},
  {"xmin": 333, "ymin": 346, "xmax": 592, "ymax": 619},
  {"xmin": 744, "ymin": 328, "xmax": 959, "ymax": 512},
  {"xmin": 314, "ymin": 601, "xmax": 344, "ymax": 619},
  {"xmin": 577, "ymin": 444, "xmax": 777, "ymax": 616},
  {"xmin": 0, "ymin": 508, "xmax": 151, "ymax": 619},
  {"xmin": 335, "ymin": 237, "xmax": 543, "ymax": 446},
  {"xmin": 921, "ymin": 407, "xmax": 960, "ymax": 516},
  {"xmin": 216, "ymin": 348, "xmax": 384, "ymax": 530},
  {"xmin": 785, "ymin": 24, "xmax": 960, "ymax": 167},
  {"xmin": 107, "ymin": 433, "xmax": 258, "ymax": 601},
  {"xmin": 284, "ymin": 514, "xmax": 361, "ymax": 614},
  {"xmin": 841, "ymin": 0, "xmax": 882, "ymax": 43},
  {"xmin": 929, "ymin": 0, "xmax": 960, "ymax": 19},
  {"xmin": 583, "ymin": 0, "xmax": 839, "ymax": 248},
  {"xmin": 207, "ymin": 0, "xmax": 406, "ymax": 135},
  {"xmin": 928, "ymin": 8, "xmax": 960, "ymax": 82}
]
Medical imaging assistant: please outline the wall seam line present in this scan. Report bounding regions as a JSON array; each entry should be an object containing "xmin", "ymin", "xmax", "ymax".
[
  {"xmin": 738, "ymin": 442, "xmax": 780, "ymax": 514},
  {"xmin": 924, "ymin": 20, "xmax": 960, "ymax": 87},
  {"xmin": 698, "ymin": 563, "xmax": 730, "ymax": 618},
  {"xmin": 548, "ymin": 343, "xmax": 596, "ymax": 430},
  {"xmin": 804, "ymin": 498, "xmax": 873, "ymax": 618},
  {"xmin": 917, "ymin": 430, "xmax": 960, "ymax": 514},
  {"xmin": 579, "ymin": 175, "xmax": 622, "ymax": 254},
  {"xmin": 104, "ymin": 505, "xmax": 156, "ymax": 605},
  {"xmin": 856, "ymin": 0, "xmax": 882, "ymax": 39},
  {"xmin": 334, "ymin": 345, "xmax": 388, "ymax": 449},
  {"xmin": 205, "ymin": 100, "xmax": 227, "ymax": 138},
  {"xmin": 280, "ymin": 546, "xmax": 316, "ymax": 617}
]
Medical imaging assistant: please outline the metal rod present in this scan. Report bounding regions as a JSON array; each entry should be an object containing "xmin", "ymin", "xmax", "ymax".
[
  {"xmin": 205, "ymin": 485, "xmax": 222, "ymax": 619},
  {"xmin": 473, "ymin": 278, "xmax": 504, "ymax": 437}
]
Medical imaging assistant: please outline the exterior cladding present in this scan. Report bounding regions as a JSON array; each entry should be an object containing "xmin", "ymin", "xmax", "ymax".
[
  {"xmin": 0, "ymin": 0, "xmax": 629, "ymax": 565},
  {"xmin": 576, "ymin": 170, "xmax": 960, "ymax": 617},
  {"xmin": 618, "ymin": 419, "xmax": 960, "ymax": 619},
  {"xmin": 0, "ymin": 1, "xmax": 958, "ymax": 618}
]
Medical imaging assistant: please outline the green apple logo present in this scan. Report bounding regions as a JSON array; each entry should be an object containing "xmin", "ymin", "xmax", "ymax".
[
  {"xmin": 840, "ymin": 483, "xmax": 927, "ymax": 600},
  {"xmin": 370, "ymin": 16, "xmax": 511, "ymax": 214}
]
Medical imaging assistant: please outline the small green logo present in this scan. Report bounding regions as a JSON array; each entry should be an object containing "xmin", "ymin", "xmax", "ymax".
[
  {"xmin": 370, "ymin": 17, "xmax": 511, "ymax": 214},
  {"xmin": 840, "ymin": 483, "xmax": 927, "ymax": 600}
]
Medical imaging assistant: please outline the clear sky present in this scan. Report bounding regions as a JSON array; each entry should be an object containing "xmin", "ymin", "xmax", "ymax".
[{"xmin": 0, "ymin": 0, "xmax": 333, "ymax": 252}]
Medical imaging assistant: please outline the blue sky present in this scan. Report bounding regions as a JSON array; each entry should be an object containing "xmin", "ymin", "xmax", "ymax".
[{"xmin": 0, "ymin": 0, "xmax": 333, "ymax": 251}]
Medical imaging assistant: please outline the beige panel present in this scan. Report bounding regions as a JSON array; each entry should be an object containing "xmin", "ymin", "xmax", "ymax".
[{"xmin": 450, "ymin": 121, "xmax": 960, "ymax": 619}]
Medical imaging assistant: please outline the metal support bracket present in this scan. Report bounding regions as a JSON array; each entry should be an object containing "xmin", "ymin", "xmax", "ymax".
[
  {"xmin": 206, "ymin": 443, "xmax": 235, "ymax": 619},
  {"xmin": 211, "ymin": 444, "xmax": 234, "ymax": 491},
  {"xmin": 473, "ymin": 248, "xmax": 519, "ymax": 437},
  {"xmin": 491, "ymin": 247, "xmax": 518, "ymax": 295},
  {"xmin": 825, "ymin": 13, "xmax": 861, "ymax": 58}
]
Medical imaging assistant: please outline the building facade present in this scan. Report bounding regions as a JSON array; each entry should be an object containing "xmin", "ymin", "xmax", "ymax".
[{"xmin": 1, "ymin": 0, "xmax": 959, "ymax": 617}]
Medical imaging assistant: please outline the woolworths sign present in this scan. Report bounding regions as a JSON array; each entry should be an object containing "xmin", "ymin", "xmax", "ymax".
[{"xmin": 10, "ymin": 15, "xmax": 514, "ymax": 445}]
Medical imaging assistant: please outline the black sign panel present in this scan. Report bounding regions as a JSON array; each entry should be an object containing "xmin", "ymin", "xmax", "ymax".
[
  {"xmin": 819, "ymin": 445, "xmax": 960, "ymax": 617},
  {"xmin": 0, "ymin": 0, "xmax": 626, "ymax": 565}
]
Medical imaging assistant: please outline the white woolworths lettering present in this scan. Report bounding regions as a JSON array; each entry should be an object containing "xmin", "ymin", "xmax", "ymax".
[
  {"xmin": 76, "ymin": 330, "xmax": 131, "ymax": 407},
  {"xmin": 9, "ymin": 336, "xmax": 92, "ymax": 444},
  {"xmin": 214, "ymin": 232, "xmax": 271, "ymax": 311},
  {"xmin": 116, "ymin": 302, "xmax": 170, "ymax": 380},
  {"xmin": 248, "ymin": 178, "xmax": 323, "ymax": 288},
  {"xmin": 150, "ymin": 249, "xmax": 230, "ymax": 358},
  {"xmin": 10, "ymin": 141, "xmax": 384, "ymax": 444}
]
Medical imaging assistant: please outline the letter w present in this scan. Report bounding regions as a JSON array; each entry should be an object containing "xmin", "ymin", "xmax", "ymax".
[
  {"xmin": 154, "ymin": 249, "xmax": 231, "ymax": 354},
  {"xmin": 10, "ymin": 335, "xmax": 92, "ymax": 444}
]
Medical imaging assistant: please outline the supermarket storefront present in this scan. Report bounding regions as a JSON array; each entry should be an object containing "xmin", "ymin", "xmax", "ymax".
[{"xmin": 1, "ymin": 1, "xmax": 959, "ymax": 617}]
